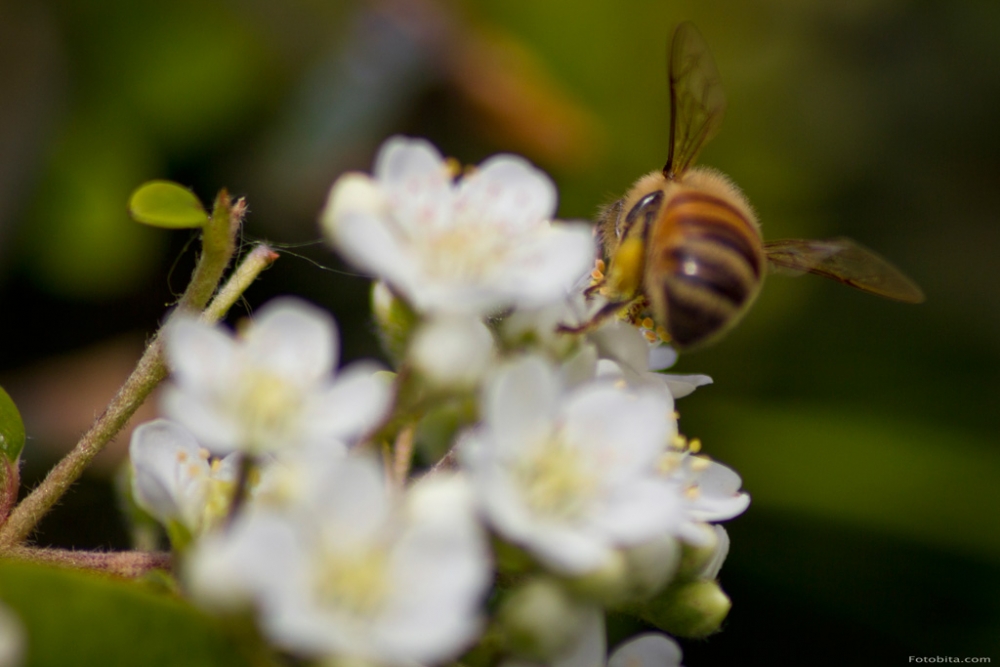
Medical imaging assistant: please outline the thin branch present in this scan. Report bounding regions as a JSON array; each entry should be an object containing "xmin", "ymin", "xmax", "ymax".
[
  {"xmin": 0, "ymin": 241, "xmax": 278, "ymax": 549},
  {"xmin": 5, "ymin": 546, "xmax": 170, "ymax": 578}
]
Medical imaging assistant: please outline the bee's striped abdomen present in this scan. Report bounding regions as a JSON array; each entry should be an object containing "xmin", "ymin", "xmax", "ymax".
[{"xmin": 647, "ymin": 189, "xmax": 764, "ymax": 348}]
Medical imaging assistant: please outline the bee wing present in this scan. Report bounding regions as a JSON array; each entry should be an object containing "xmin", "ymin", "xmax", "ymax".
[
  {"xmin": 663, "ymin": 22, "xmax": 727, "ymax": 179},
  {"xmin": 764, "ymin": 237, "xmax": 925, "ymax": 303}
]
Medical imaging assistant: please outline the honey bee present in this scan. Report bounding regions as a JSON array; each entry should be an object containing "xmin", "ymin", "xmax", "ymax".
[{"xmin": 576, "ymin": 22, "xmax": 924, "ymax": 349}]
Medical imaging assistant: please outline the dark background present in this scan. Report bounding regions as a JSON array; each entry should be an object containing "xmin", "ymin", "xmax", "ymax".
[{"xmin": 0, "ymin": 1, "xmax": 997, "ymax": 664}]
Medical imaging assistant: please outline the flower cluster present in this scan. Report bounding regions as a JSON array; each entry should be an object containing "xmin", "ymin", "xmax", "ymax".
[{"xmin": 128, "ymin": 136, "xmax": 748, "ymax": 666}]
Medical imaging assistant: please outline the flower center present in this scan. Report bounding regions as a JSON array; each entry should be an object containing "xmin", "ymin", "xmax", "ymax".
[
  {"xmin": 315, "ymin": 547, "xmax": 390, "ymax": 617},
  {"xmin": 517, "ymin": 437, "xmax": 597, "ymax": 521},
  {"xmin": 233, "ymin": 369, "xmax": 302, "ymax": 451},
  {"xmin": 199, "ymin": 474, "xmax": 236, "ymax": 534},
  {"xmin": 418, "ymin": 227, "xmax": 510, "ymax": 283}
]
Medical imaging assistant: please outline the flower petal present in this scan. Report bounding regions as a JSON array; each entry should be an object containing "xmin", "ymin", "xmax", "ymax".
[
  {"xmin": 165, "ymin": 316, "xmax": 239, "ymax": 393},
  {"xmin": 243, "ymin": 298, "xmax": 338, "ymax": 383},
  {"xmin": 485, "ymin": 356, "xmax": 560, "ymax": 455},
  {"xmin": 302, "ymin": 362, "xmax": 391, "ymax": 443},
  {"xmin": 609, "ymin": 633, "xmax": 683, "ymax": 667},
  {"xmin": 455, "ymin": 154, "xmax": 556, "ymax": 232},
  {"xmin": 375, "ymin": 136, "xmax": 453, "ymax": 235},
  {"xmin": 130, "ymin": 419, "xmax": 209, "ymax": 529}
]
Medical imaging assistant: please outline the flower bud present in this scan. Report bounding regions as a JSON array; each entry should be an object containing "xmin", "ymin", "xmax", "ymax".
[
  {"xmin": 637, "ymin": 579, "xmax": 731, "ymax": 638},
  {"xmin": 622, "ymin": 535, "xmax": 682, "ymax": 598},
  {"xmin": 498, "ymin": 578, "xmax": 589, "ymax": 660},
  {"xmin": 565, "ymin": 549, "xmax": 629, "ymax": 604},
  {"xmin": 409, "ymin": 315, "xmax": 495, "ymax": 392},
  {"xmin": 568, "ymin": 536, "xmax": 680, "ymax": 605},
  {"xmin": 674, "ymin": 523, "xmax": 722, "ymax": 582}
]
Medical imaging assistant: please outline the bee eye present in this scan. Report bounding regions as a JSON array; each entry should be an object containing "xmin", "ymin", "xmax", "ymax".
[{"xmin": 621, "ymin": 191, "xmax": 664, "ymax": 239}]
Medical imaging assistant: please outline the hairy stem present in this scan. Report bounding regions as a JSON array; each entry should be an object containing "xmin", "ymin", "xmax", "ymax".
[
  {"xmin": 5, "ymin": 546, "xmax": 171, "ymax": 578},
  {"xmin": 0, "ymin": 237, "xmax": 278, "ymax": 549}
]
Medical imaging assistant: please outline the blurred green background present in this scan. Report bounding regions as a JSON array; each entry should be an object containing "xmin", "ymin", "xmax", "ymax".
[{"xmin": 0, "ymin": 0, "xmax": 997, "ymax": 664}]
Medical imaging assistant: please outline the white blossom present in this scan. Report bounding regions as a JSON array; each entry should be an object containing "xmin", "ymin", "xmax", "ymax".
[
  {"xmin": 321, "ymin": 136, "xmax": 595, "ymax": 315},
  {"xmin": 460, "ymin": 355, "xmax": 685, "ymax": 574},
  {"xmin": 187, "ymin": 455, "xmax": 491, "ymax": 666},
  {"xmin": 162, "ymin": 297, "xmax": 390, "ymax": 455},
  {"xmin": 590, "ymin": 321, "xmax": 712, "ymax": 399},
  {"xmin": 501, "ymin": 293, "xmax": 711, "ymax": 399},
  {"xmin": 129, "ymin": 419, "xmax": 239, "ymax": 537},
  {"xmin": 658, "ymin": 448, "xmax": 750, "ymax": 546}
]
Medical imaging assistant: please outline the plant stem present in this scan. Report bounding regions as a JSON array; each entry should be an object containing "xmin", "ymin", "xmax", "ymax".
[
  {"xmin": 5, "ymin": 546, "xmax": 171, "ymax": 578},
  {"xmin": 0, "ymin": 239, "xmax": 278, "ymax": 549},
  {"xmin": 392, "ymin": 425, "xmax": 415, "ymax": 488}
]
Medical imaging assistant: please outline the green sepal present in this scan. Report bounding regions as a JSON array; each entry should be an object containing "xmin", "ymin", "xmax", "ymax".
[
  {"xmin": 166, "ymin": 519, "xmax": 194, "ymax": 553},
  {"xmin": 128, "ymin": 180, "xmax": 209, "ymax": 229},
  {"xmin": 0, "ymin": 385, "xmax": 25, "ymax": 462},
  {"xmin": 371, "ymin": 282, "xmax": 419, "ymax": 366}
]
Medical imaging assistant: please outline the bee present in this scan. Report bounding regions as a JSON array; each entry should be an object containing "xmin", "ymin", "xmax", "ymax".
[{"xmin": 575, "ymin": 22, "xmax": 924, "ymax": 349}]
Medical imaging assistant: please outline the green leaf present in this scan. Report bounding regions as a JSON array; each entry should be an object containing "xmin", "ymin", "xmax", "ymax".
[
  {"xmin": 0, "ymin": 560, "xmax": 268, "ymax": 667},
  {"xmin": 0, "ymin": 386, "xmax": 25, "ymax": 462},
  {"xmin": 128, "ymin": 180, "xmax": 208, "ymax": 229}
]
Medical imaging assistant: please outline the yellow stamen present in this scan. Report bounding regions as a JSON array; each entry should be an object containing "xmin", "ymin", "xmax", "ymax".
[
  {"xmin": 518, "ymin": 439, "xmax": 597, "ymax": 521},
  {"xmin": 688, "ymin": 438, "xmax": 702, "ymax": 454},
  {"xmin": 690, "ymin": 455, "xmax": 712, "ymax": 472},
  {"xmin": 444, "ymin": 157, "xmax": 462, "ymax": 179},
  {"xmin": 316, "ymin": 548, "xmax": 390, "ymax": 616},
  {"xmin": 658, "ymin": 451, "xmax": 683, "ymax": 474}
]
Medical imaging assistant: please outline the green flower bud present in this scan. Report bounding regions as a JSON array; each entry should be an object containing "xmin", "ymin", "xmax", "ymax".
[
  {"xmin": 622, "ymin": 535, "xmax": 682, "ymax": 598},
  {"xmin": 565, "ymin": 548, "xmax": 630, "ymax": 604},
  {"xmin": 637, "ymin": 579, "xmax": 731, "ymax": 638},
  {"xmin": 569, "ymin": 537, "xmax": 681, "ymax": 605},
  {"xmin": 498, "ymin": 578, "xmax": 588, "ymax": 660},
  {"xmin": 674, "ymin": 524, "xmax": 720, "ymax": 582}
]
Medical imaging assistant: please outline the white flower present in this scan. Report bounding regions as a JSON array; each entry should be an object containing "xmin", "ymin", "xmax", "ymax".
[
  {"xmin": 187, "ymin": 456, "xmax": 491, "ymax": 666},
  {"xmin": 129, "ymin": 419, "xmax": 240, "ymax": 537},
  {"xmin": 658, "ymin": 449, "xmax": 750, "ymax": 546},
  {"xmin": 460, "ymin": 355, "xmax": 685, "ymax": 574},
  {"xmin": 0, "ymin": 604, "xmax": 23, "ymax": 667},
  {"xmin": 501, "ymin": 292, "xmax": 711, "ymax": 399},
  {"xmin": 321, "ymin": 136, "xmax": 595, "ymax": 315},
  {"xmin": 163, "ymin": 297, "xmax": 390, "ymax": 455},
  {"xmin": 590, "ymin": 321, "xmax": 712, "ymax": 399}
]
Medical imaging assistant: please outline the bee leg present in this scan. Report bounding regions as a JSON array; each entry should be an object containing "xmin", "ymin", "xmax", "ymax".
[
  {"xmin": 583, "ymin": 281, "xmax": 604, "ymax": 298},
  {"xmin": 556, "ymin": 299, "xmax": 633, "ymax": 335}
]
